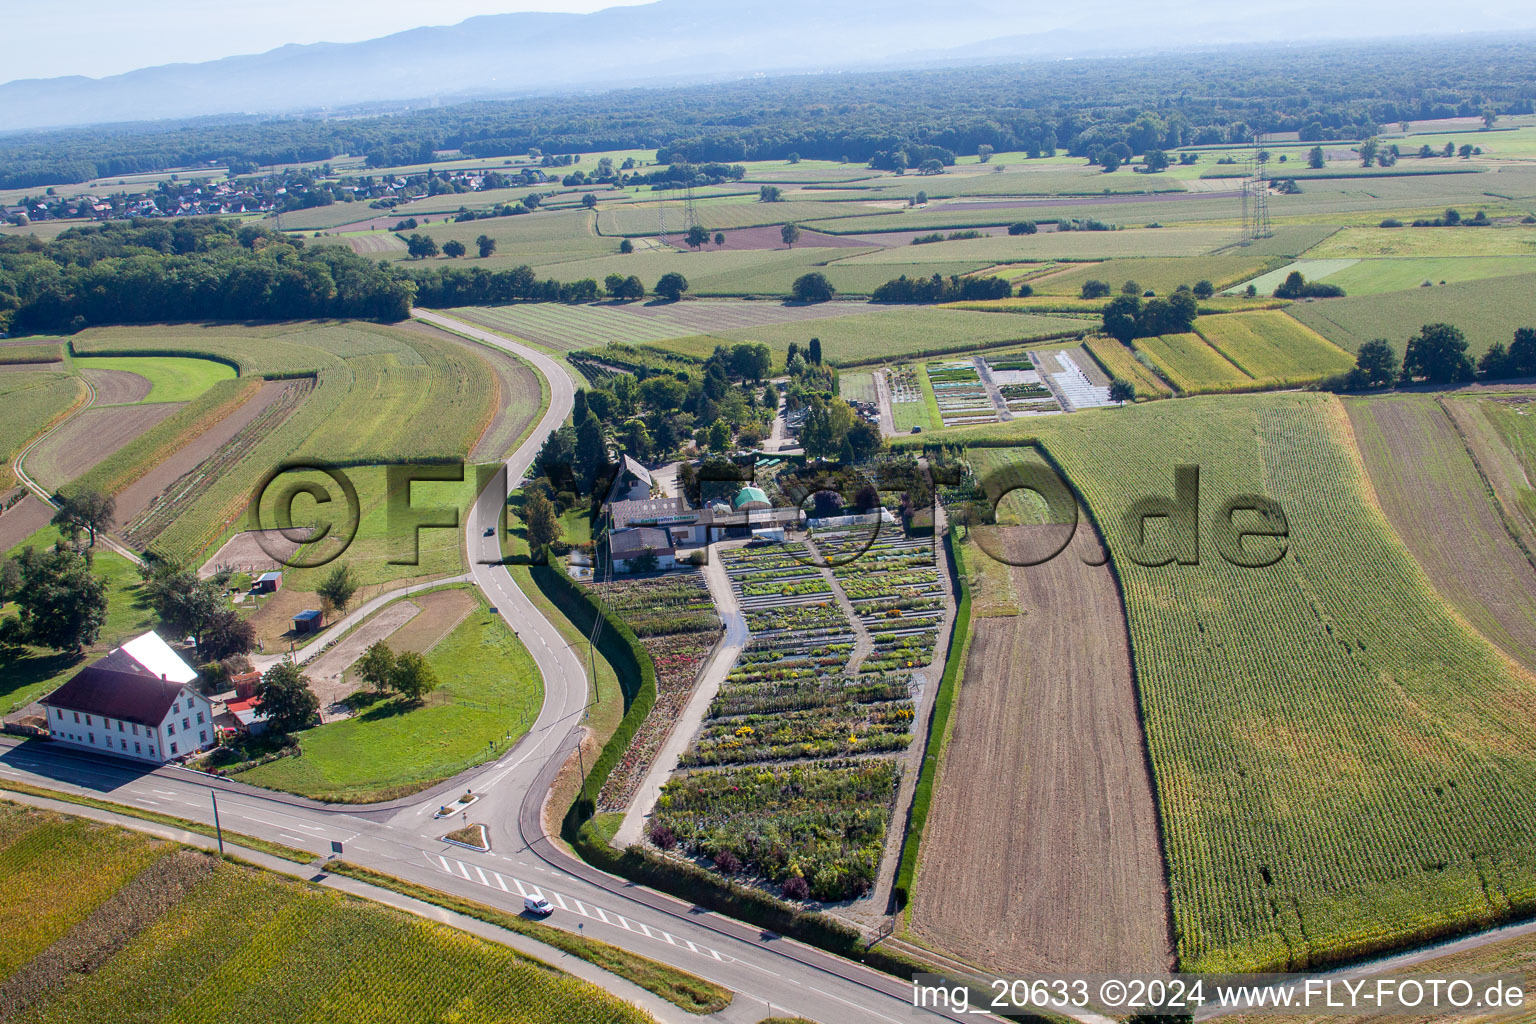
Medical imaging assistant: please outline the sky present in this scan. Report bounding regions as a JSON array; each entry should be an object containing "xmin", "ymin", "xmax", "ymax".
[{"xmin": 3, "ymin": 0, "xmax": 652, "ymax": 82}]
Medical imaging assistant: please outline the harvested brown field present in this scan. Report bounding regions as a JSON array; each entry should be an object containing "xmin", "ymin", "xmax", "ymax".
[
  {"xmin": 26, "ymin": 403, "xmax": 183, "ymax": 491},
  {"xmin": 197, "ymin": 529, "xmax": 303, "ymax": 578},
  {"xmin": 400, "ymin": 320, "xmax": 542, "ymax": 461},
  {"xmin": 910, "ymin": 523, "xmax": 1172, "ymax": 976},
  {"xmin": 383, "ymin": 588, "xmax": 478, "ymax": 654},
  {"xmin": 303, "ymin": 599, "xmax": 424, "ymax": 716},
  {"xmin": 81, "ymin": 367, "xmax": 151, "ymax": 405},
  {"xmin": 120, "ymin": 378, "xmax": 311, "ymax": 548},
  {"xmin": 1346, "ymin": 395, "xmax": 1536, "ymax": 674},
  {"xmin": 0, "ymin": 493, "xmax": 54, "ymax": 551}
]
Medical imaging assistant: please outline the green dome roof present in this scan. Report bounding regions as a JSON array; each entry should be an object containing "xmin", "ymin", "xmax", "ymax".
[{"xmin": 732, "ymin": 485, "xmax": 769, "ymax": 509}]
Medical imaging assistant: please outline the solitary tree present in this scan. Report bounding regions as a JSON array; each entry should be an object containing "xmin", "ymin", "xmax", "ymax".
[
  {"xmin": 356, "ymin": 641, "xmax": 396, "ymax": 693},
  {"xmin": 1193, "ymin": 280, "xmax": 1215, "ymax": 299},
  {"xmin": 791, "ymin": 272, "xmax": 833, "ymax": 303},
  {"xmin": 582, "ymin": 193, "xmax": 598, "ymax": 209},
  {"xmin": 7, "ymin": 546, "xmax": 108, "ymax": 653},
  {"xmin": 619, "ymin": 238, "xmax": 634, "ymax": 254},
  {"xmin": 977, "ymin": 144, "xmax": 994, "ymax": 163},
  {"xmin": 685, "ymin": 225, "xmax": 710, "ymax": 249},
  {"xmin": 1142, "ymin": 149, "xmax": 1169, "ymax": 172},
  {"xmin": 317, "ymin": 563, "xmax": 358, "ymax": 616},
  {"xmin": 1308, "ymin": 146, "xmax": 1325, "ymax": 169},
  {"xmin": 1109, "ymin": 379, "xmax": 1136, "ymax": 404},
  {"xmin": 1080, "ymin": 280, "xmax": 1111, "ymax": 299},
  {"xmin": 714, "ymin": 232, "xmax": 725, "ymax": 247},
  {"xmin": 780, "ymin": 223, "xmax": 801, "ymax": 249},
  {"xmin": 787, "ymin": 151, "xmax": 801, "ymax": 164},
  {"xmin": 759, "ymin": 185, "xmax": 783, "ymax": 203},
  {"xmin": 808, "ymin": 337, "xmax": 822, "ymax": 364},
  {"xmin": 51, "ymin": 489, "xmax": 114, "ymax": 547},
  {"xmin": 256, "ymin": 661, "xmax": 319, "ymax": 735},
  {"xmin": 1121, "ymin": 280, "xmax": 1142, "ymax": 296},
  {"xmin": 655, "ymin": 272, "xmax": 688, "ymax": 301},
  {"xmin": 442, "ymin": 239, "xmax": 466, "ymax": 258},
  {"xmin": 476, "ymin": 234, "xmax": 496, "ymax": 258},
  {"xmin": 389, "ymin": 650, "xmax": 439, "ymax": 702},
  {"xmin": 522, "ymin": 486, "xmax": 561, "ymax": 556},
  {"xmin": 200, "ymin": 608, "xmax": 255, "ymax": 661}
]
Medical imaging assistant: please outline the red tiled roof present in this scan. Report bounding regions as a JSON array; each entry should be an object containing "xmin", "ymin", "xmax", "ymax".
[{"xmin": 42, "ymin": 666, "xmax": 188, "ymax": 727}]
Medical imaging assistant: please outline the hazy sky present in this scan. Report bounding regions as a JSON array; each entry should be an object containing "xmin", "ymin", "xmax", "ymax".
[{"xmin": 5, "ymin": 0, "xmax": 651, "ymax": 82}]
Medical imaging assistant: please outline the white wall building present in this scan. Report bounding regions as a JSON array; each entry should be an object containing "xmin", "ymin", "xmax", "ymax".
[{"xmin": 41, "ymin": 632, "xmax": 213, "ymax": 763}]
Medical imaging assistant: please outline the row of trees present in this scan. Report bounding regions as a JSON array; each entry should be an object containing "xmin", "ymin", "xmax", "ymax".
[
  {"xmin": 871, "ymin": 273, "xmax": 1013, "ymax": 304},
  {"xmin": 1101, "ymin": 289, "xmax": 1199, "ymax": 343},
  {"xmin": 1335, "ymin": 326, "xmax": 1536, "ymax": 389}
]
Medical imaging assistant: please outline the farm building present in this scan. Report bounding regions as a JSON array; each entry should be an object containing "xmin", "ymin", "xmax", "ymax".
[
  {"xmin": 223, "ymin": 696, "xmax": 270, "ymax": 736},
  {"xmin": 95, "ymin": 630, "xmax": 198, "ymax": 684},
  {"xmin": 606, "ymin": 454, "xmax": 654, "ymax": 505},
  {"xmin": 42, "ymin": 654, "xmax": 214, "ymax": 764},
  {"xmin": 606, "ymin": 492, "xmax": 800, "ymax": 546},
  {"xmin": 253, "ymin": 571, "xmax": 283, "ymax": 593},
  {"xmin": 292, "ymin": 609, "xmax": 324, "ymax": 635},
  {"xmin": 610, "ymin": 527, "xmax": 677, "ymax": 573},
  {"xmin": 230, "ymin": 671, "xmax": 262, "ymax": 699}
]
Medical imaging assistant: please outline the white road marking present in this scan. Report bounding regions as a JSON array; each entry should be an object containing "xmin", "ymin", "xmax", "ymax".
[
  {"xmin": 281, "ymin": 834, "xmax": 309, "ymax": 844},
  {"xmin": 550, "ymin": 892, "xmax": 568, "ymax": 910},
  {"xmin": 472, "ymin": 865, "xmax": 489, "ymax": 886},
  {"xmin": 512, "ymin": 877, "xmax": 529, "ymax": 897},
  {"xmin": 492, "ymin": 872, "xmax": 510, "ymax": 892}
]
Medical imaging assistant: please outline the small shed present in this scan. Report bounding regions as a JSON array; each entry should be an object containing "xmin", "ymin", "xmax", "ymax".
[
  {"xmin": 253, "ymin": 571, "xmax": 283, "ymax": 594},
  {"xmin": 292, "ymin": 609, "xmax": 324, "ymax": 635},
  {"xmin": 230, "ymin": 671, "xmax": 262, "ymax": 700},
  {"xmin": 225, "ymin": 696, "xmax": 269, "ymax": 736}
]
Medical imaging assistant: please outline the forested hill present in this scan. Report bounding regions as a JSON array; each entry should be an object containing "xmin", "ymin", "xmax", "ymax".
[{"xmin": 3, "ymin": 35, "xmax": 1534, "ymax": 191}]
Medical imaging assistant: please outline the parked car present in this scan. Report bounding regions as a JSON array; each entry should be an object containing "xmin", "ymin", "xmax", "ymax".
[{"xmin": 524, "ymin": 895, "xmax": 553, "ymax": 916}]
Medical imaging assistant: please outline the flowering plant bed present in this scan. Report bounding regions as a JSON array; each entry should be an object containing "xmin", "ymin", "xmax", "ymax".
[{"xmin": 443, "ymin": 822, "xmax": 491, "ymax": 851}]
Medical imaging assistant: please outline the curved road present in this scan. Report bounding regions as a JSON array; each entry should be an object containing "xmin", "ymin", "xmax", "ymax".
[{"xmin": 0, "ymin": 310, "xmax": 979, "ymax": 1023}]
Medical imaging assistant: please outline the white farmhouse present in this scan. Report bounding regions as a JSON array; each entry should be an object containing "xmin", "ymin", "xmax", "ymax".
[{"xmin": 40, "ymin": 632, "xmax": 213, "ymax": 763}]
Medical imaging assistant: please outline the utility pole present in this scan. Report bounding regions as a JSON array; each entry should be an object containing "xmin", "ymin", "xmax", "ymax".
[{"xmin": 211, "ymin": 790, "xmax": 224, "ymax": 855}]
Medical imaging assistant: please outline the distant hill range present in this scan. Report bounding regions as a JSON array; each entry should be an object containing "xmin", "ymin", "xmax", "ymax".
[{"xmin": 3, "ymin": 0, "xmax": 1532, "ymax": 131}]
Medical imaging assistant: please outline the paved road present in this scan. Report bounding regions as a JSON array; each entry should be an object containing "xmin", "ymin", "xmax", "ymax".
[{"xmin": 0, "ymin": 309, "xmax": 977, "ymax": 1022}]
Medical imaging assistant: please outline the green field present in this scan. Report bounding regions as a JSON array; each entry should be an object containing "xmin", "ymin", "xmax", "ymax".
[
  {"xmin": 1194, "ymin": 311, "xmax": 1355, "ymax": 384},
  {"xmin": 936, "ymin": 393, "xmax": 1536, "ymax": 972},
  {"xmin": 1286, "ymin": 272, "xmax": 1536, "ymax": 359},
  {"xmin": 1083, "ymin": 337, "xmax": 1173, "ymax": 397},
  {"xmin": 68, "ymin": 322, "xmax": 498, "ymax": 567},
  {"xmin": 0, "ymin": 804, "xmax": 653, "ymax": 1024},
  {"xmin": 1222, "ymin": 259, "xmax": 1359, "ymax": 295},
  {"xmin": 239, "ymin": 595, "xmax": 541, "ymax": 802},
  {"xmin": 77, "ymin": 355, "xmax": 236, "ymax": 403},
  {"xmin": 1305, "ymin": 226, "xmax": 1536, "ymax": 258},
  {"xmin": 1132, "ymin": 332, "xmax": 1255, "ymax": 393},
  {"xmin": 0, "ymin": 371, "xmax": 83, "ymax": 488},
  {"xmin": 393, "ymin": 208, "xmax": 616, "ymax": 268},
  {"xmin": 837, "ymin": 227, "xmax": 1234, "ymax": 263},
  {"xmin": 450, "ymin": 302, "xmax": 692, "ymax": 352},
  {"xmin": 598, "ymin": 199, "xmax": 886, "ymax": 235},
  {"xmin": 1320, "ymin": 257, "xmax": 1536, "ymax": 295},
  {"xmin": 709, "ymin": 307, "xmax": 1085, "ymax": 366}
]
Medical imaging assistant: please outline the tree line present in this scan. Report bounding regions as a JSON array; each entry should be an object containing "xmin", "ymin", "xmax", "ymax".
[{"xmin": 3, "ymin": 37, "xmax": 1531, "ymax": 189}]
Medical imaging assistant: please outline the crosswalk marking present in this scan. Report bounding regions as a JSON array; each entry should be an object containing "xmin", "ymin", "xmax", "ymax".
[{"xmin": 427, "ymin": 853, "xmax": 731, "ymax": 964}]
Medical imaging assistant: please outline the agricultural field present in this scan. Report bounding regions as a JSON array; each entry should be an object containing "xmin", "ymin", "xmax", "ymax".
[
  {"xmin": 1133, "ymin": 331, "xmax": 1256, "ymax": 394},
  {"xmin": 911, "ymin": 469, "xmax": 1171, "ymax": 975},
  {"xmin": 926, "ymin": 360, "xmax": 997, "ymax": 426},
  {"xmin": 1286, "ymin": 272, "xmax": 1536, "ymax": 358},
  {"xmin": 592, "ymin": 572, "xmax": 722, "ymax": 813},
  {"xmin": 75, "ymin": 356, "xmax": 235, "ymax": 404},
  {"xmin": 0, "ymin": 804, "xmax": 654, "ymax": 1024},
  {"xmin": 0, "ymin": 371, "xmax": 85, "ymax": 490},
  {"xmin": 1320, "ymin": 256, "xmax": 1536, "ymax": 295},
  {"xmin": 1222, "ymin": 258, "xmax": 1359, "ymax": 295},
  {"xmin": 838, "ymin": 370, "xmax": 877, "ymax": 405},
  {"xmin": 598, "ymin": 200, "xmax": 887, "ymax": 236},
  {"xmin": 1193, "ymin": 311, "xmax": 1355, "ymax": 385},
  {"xmin": 986, "ymin": 353, "xmax": 1064, "ymax": 413},
  {"xmin": 1305, "ymin": 226, "xmax": 1536, "ymax": 259},
  {"xmin": 835, "ymin": 227, "xmax": 1234, "ymax": 263},
  {"xmin": 1084, "ymin": 337, "xmax": 1174, "ymax": 397},
  {"xmin": 650, "ymin": 524, "xmax": 948, "ymax": 903},
  {"xmin": 885, "ymin": 363, "xmax": 937, "ymax": 432},
  {"xmin": 1455, "ymin": 395, "xmax": 1536, "ymax": 558},
  {"xmin": 936, "ymin": 393, "xmax": 1536, "ymax": 973},
  {"xmin": 1345, "ymin": 395, "xmax": 1536, "ymax": 675},
  {"xmin": 238, "ymin": 595, "xmax": 541, "ymax": 802},
  {"xmin": 715, "ymin": 307, "xmax": 1085, "ymax": 367}
]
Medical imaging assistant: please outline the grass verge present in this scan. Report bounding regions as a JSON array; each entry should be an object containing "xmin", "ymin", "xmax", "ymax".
[
  {"xmin": 0, "ymin": 776, "xmax": 315, "ymax": 863},
  {"xmin": 327, "ymin": 860, "xmax": 733, "ymax": 1014}
]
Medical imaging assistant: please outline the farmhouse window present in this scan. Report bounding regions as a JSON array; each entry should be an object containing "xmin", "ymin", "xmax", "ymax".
[
  {"xmin": 196, "ymin": 712, "xmax": 204, "ymax": 724},
  {"xmin": 118, "ymin": 721, "xmax": 124, "ymax": 731},
  {"xmin": 169, "ymin": 743, "xmax": 178, "ymax": 755},
  {"xmin": 167, "ymin": 724, "xmax": 175, "ymax": 736},
  {"xmin": 183, "ymin": 718, "xmax": 190, "ymax": 730},
  {"xmin": 199, "ymin": 730, "xmax": 207, "ymax": 743},
  {"xmin": 172, "ymin": 701, "xmax": 179, "ymax": 713},
  {"xmin": 73, "ymin": 712, "xmax": 79, "ymax": 723},
  {"xmin": 85, "ymin": 715, "xmax": 92, "ymax": 725},
  {"xmin": 134, "ymin": 743, "xmax": 141, "ymax": 754},
  {"xmin": 89, "ymin": 733, "xmax": 95, "ymax": 743}
]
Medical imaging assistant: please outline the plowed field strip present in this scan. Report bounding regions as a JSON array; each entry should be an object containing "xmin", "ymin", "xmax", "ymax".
[
  {"xmin": 910, "ymin": 521, "xmax": 1172, "ymax": 975},
  {"xmin": 27, "ymin": 403, "xmax": 183, "ymax": 491}
]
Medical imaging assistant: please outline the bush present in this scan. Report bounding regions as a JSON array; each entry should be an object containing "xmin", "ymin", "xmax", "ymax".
[
  {"xmin": 1080, "ymin": 279, "xmax": 1111, "ymax": 299},
  {"xmin": 1380, "ymin": 218, "xmax": 1404, "ymax": 227},
  {"xmin": 1007, "ymin": 221, "xmax": 1038, "ymax": 235}
]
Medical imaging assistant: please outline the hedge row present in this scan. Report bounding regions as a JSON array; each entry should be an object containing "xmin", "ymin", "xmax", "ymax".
[{"xmin": 892, "ymin": 529, "xmax": 971, "ymax": 909}]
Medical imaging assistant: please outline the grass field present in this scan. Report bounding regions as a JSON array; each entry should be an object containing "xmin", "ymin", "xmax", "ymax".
[
  {"xmin": 598, "ymin": 199, "xmax": 886, "ymax": 235},
  {"xmin": 1193, "ymin": 311, "xmax": 1355, "ymax": 384},
  {"xmin": 710, "ymin": 307, "xmax": 1085, "ymax": 366},
  {"xmin": 1321, "ymin": 257, "xmax": 1536, "ymax": 295},
  {"xmin": 1305, "ymin": 226, "xmax": 1536, "ymax": 258},
  {"xmin": 1222, "ymin": 259, "xmax": 1359, "ymax": 295},
  {"xmin": 1133, "ymin": 332, "xmax": 1255, "ymax": 393},
  {"xmin": 76, "ymin": 356, "xmax": 236, "ymax": 404},
  {"xmin": 0, "ymin": 804, "xmax": 655, "ymax": 1024},
  {"xmin": 239, "ymin": 595, "xmax": 540, "ymax": 802},
  {"xmin": 836, "ymin": 227, "xmax": 1234, "ymax": 263},
  {"xmin": 1083, "ymin": 337, "xmax": 1173, "ymax": 397},
  {"xmin": 1285, "ymin": 272, "xmax": 1536, "ymax": 359},
  {"xmin": 936, "ymin": 393, "xmax": 1536, "ymax": 973},
  {"xmin": 449, "ymin": 302, "xmax": 694, "ymax": 352}
]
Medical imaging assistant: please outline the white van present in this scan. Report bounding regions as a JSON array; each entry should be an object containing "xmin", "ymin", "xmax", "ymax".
[{"xmin": 524, "ymin": 895, "xmax": 553, "ymax": 916}]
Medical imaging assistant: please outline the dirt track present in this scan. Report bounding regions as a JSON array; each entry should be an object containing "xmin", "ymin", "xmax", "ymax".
[
  {"xmin": 26, "ymin": 403, "xmax": 183, "ymax": 491},
  {"xmin": 80, "ymin": 367, "xmax": 151, "ymax": 405},
  {"xmin": 909, "ymin": 524, "xmax": 1172, "ymax": 975},
  {"xmin": 112, "ymin": 380, "xmax": 290, "ymax": 525},
  {"xmin": 304, "ymin": 599, "xmax": 424, "ymax": 717}
]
